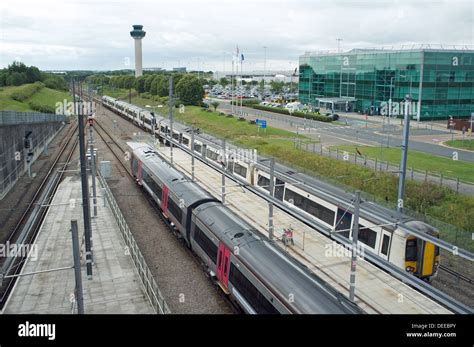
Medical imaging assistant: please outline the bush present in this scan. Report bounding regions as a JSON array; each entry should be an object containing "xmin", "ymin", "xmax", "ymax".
[
  {"xmin": 252, "ymin": 104, "xmax": 333, "ymax": 122},
  {"xmin": 230, "ymin": 99, "xmax": 259, "ymax": 107},
  {"xmin": 11, "ymin": 82, "xmax": 44, "ymax": 101},
  {"xmin": 28, "ymin": 101, "xmax": 55, "ymax": 113}
]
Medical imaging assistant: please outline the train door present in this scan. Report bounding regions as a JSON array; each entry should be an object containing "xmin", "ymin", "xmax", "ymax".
[
  {"xmin": 421, "ymin": 240, "xmax": 436, "ymax": 278},
  {"xmin": 136, "ymin": 160, "xmax": 142, "ymax": 184},
  {"xmin": 216, "ymin": 242, "xmax": 231, "ymax": 291},
  {"xmin": 162, "ymin": 186, "xmax": 169, "ymax": 212},
  {"xmin": 379, "ymin": 230, "xmax": 391, "ymax": 261}
]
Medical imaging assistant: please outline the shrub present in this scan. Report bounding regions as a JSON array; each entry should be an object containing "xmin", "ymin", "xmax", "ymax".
[
  {"xmin": 28, "ymin": 101, "xmax": 55, "ymax": 113},
  {"xmin": 252, "ymin": 104, "xmax": 333, "ymax": 122},
  {"xmin": 11, "ymin": 82, "xmax": 44, "ymax": 101}
]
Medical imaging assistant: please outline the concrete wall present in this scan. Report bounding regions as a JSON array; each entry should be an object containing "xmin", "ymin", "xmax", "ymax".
[{"xmin": 0, "ymin": 121, "xmax": 64, "ymax": 199}]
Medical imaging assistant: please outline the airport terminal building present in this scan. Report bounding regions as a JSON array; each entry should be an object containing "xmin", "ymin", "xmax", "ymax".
[{"xmin": 299, "ymin": 47, "xmax": 474, "ymax": 120}]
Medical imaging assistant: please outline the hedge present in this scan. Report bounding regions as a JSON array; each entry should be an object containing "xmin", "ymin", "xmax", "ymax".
[
  {"xmin": 28, "ymin": 101, "xmax": 55, "ymax": 114},
  {"xmin": 11, "ymin": 82, "xmax": 44, "ymax": 102},
  {"xmin": 251, "ymin": 104, "xmax": 333, "ymax": 122}
]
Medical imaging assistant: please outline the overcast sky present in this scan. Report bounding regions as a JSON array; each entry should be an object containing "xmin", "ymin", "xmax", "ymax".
[{"xmin": 0, "ymin": 0, "xmax": 472, "ymax": 72}]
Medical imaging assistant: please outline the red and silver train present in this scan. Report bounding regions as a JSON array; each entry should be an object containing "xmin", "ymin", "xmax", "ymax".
[{"xmin": 128, "ymin": 142, "xmax": 363, "ymax": 314}]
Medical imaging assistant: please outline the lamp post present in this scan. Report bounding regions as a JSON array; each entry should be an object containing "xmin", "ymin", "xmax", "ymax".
[{"xmin": 397, "ymin": 93, "xmax": 412, "ymax": 213}]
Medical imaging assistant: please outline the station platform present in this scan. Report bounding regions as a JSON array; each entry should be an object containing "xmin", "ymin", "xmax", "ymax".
[
  {"xmin": 153, "ymin": 143, "xmax": 451, "ymax": 314},
  {"xmin": 3, "ymin": 176, "xmax": 154, "ymax": 314}
]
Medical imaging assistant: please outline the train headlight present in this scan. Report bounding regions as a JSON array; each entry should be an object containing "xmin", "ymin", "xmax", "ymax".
[
  {"xmin": 434, "ymin": 261, "xmax": 439, "ymax": 267},
  {"xmin": 406, "ymin": 266, "xmax": 414, "ymax": 272}
]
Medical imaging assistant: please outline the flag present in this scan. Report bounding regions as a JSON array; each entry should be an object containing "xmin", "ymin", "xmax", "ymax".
[
  {"xmin": 293, "ymin": 67, "xmax": 297, "ymax": 76},
  {"xmin": 356, "ymin": 147, "xmax": 362, "ymax": 156},
  {"xmin": 241, "ymin": 53, "xmax": 244, "ymax": 62}
]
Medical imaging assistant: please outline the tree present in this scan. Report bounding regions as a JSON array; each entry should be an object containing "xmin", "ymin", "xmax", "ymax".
[
  {"xmin": 134, "ymin": 76, "xmax": 146, "ymax": 93},
  {"xmin": 211, "ymin": 101, "xmax": 219, "ymax": 111},
  {"xmin": 144, "ymin": 75, "xmax": 155, "ymax": 93},
  {"xmin": 157, "ymin": 76, "xmax": 169, "ymax": 97},
  {"xmin": 219, "ymin": 77, "xmax": 229, "ymax": 87},
  {"xmin": 175, "ymin": 74, "xmax": 205, "ymax": 105},
  {"xmin": 7, "ymin": 72, "xmax": 26, "ymax": 86},
  {"xmin": 150, "ymin": 76, "xmax": 160, "ymax": 96},
  {"xmin": 270, "ymin": 80, "xmax": 284, "ymax": 94}
]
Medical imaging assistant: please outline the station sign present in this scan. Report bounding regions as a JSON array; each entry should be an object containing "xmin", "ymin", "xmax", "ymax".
[{"xmin": 256, "ymin": 119, "xmax": 267, "ymax": 129}]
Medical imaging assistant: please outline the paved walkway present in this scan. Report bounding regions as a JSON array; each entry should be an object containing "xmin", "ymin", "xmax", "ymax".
[{"xmin": 3, "ymin": 176, "xmax": 154, "ymax": 314}]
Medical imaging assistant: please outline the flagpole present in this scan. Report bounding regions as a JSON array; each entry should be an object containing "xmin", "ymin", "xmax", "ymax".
[
  {"xmin": 240, "ymin": 56, "xmax": 243, "ymax": 117},
  {"xmin": 231, "ymin": 58, "xmax": 234, "ymax": 115}
]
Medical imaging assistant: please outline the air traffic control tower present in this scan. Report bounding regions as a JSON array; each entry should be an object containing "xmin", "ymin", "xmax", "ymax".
[{"xmin": 130, "ymin": 25, "xmax": 146, "ymax": 77}]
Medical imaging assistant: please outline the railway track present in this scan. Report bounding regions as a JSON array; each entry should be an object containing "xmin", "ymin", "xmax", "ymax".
[
  {"xmin": 439, "ymin": 265, "xmax": 474, "ymax": 285},
  {"xmin": 0, "ymin": 123, "xmax": 79, "ymax": 310}
]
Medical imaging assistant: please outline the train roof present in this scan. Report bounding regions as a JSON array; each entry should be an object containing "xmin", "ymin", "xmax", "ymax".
[
  {"xmin": 128, "ymin": 142, "xmax": 217, "ymax": 207},
  {"xmin": 194, "ymin": 201, "xmax": 363, "ymax": 314}
]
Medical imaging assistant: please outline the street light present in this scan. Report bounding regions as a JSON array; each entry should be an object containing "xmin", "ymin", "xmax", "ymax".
[{"xmin": 397, "ymin": 93, "xmax": 412, "ymax": 213}]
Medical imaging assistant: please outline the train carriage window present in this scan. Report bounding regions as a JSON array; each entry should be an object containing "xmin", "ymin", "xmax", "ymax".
[
  {"xmin": 141, "ymin": 168, "xmax": 162, "ymax": 198},
  {"xmin": 285, "ymin": 189, "xmax": 335, "ymax": 226},
  {"xmin": 167, "ymin": 197, "xmax": 183, "ymax": 223},
  {"xmin": 182, "ymin": 137, "xmax": 189, "ymax": 146},
  {"xmin": 381, "ymin": 234, "xmax": 390, "ymax": 256},
  {"xmin": 233, "ymin": 163, "xmax": 247, "ymax": 178},
  {"xmin": 257, "ymin": 175, "xmax": 270, "ymax": 192},
  {"xmin": 405, "ymin": 239, "xmax": 417, "ymax": 261},
  {"xmin": 193, "ymin": 226, "xmax": 218, "ymax": 262},
  {"xmin": 306, "ymin": 199, "xmax": 335, "ymax": 226},
  {"xmin": 335, "ymin": 208, "xmax": 352, "ymax": 238},
  {"xmin": 357, "ymin": 225, "xmax": 377, "ymax": 249},
  {"xmin": 229, "ymin": 264, "xmax": 279, "ymax": 314},
  {"xmin": 194, "ymin": 143, "xmax": 202, "ymax": 154},
  {"xmin": 207, "ymin": 149, "xmax": 219, "ymax": 161},
  {"xmin": 274, "ymin": 179, "xmax": 285, "ymax": 201}
]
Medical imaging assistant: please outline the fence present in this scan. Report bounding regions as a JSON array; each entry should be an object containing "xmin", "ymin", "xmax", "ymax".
[
  {"xmin": 97, "ymin": 171, "xmax": 171, "ymax": 314},
  {"xmin": 292, "ymin": 139, "xmax": 473, "ymax": 195},
  {"xmin": 0, "ymin": 123, "xmax": 64, "ymax": 199},
  {"xmin": 0, "ymin": 110, "xmax": 66, "ymax": 125}
]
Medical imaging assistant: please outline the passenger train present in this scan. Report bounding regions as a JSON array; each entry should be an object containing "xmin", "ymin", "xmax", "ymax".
[
  {"xmin": 129, "ymin": 142, "xmax": 363, "ymax": 314},
  {"xmin": 101, "ymin": 95, "xmax": 441, "ymax": 282}
]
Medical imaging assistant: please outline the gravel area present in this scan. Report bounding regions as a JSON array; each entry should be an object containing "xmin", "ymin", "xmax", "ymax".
[{"xmin": 93, "ymin": 103, "xmax": 234, "ymax": 314}]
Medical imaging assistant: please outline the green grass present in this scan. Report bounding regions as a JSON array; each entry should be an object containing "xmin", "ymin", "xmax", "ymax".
[
  {"xmin": 0, "ymin": 83, "xmax": 71, "ymax": 112},
  {"xmin": 0, "ymin": 85, "xmax": 36, "ymax": 111},
  {"xmin": 101, "ymin": 86, "xmax": 133, "ymax": 100},
  {"xmin": 444, "ymin": 139, "xmax": 474, "ymax": 151},
  {"xmin": 106, "ymin": 91, "xmax": 474, "ymax": 250},
  {"xmin": 332, "ymin": 145, "xmax": 474, "ymax": 183}
]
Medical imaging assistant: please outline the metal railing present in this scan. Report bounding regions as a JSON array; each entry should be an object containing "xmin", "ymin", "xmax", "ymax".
[
  {"xmin": 0, "ymin": 124, "xmax": 64, "ymax": 199},
  {"xmin": 0, "ymin": 111, "xmax": 66, "ymax": 125},
  {"xmin": 97, "ymin": 170, "xmax": 171, "ymax": 314},
  {"xmin": 292, "ymin": 142, "xmax": 473, "ymax": 195}
]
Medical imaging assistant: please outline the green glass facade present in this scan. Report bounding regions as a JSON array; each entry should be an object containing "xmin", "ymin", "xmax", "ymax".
[{"xmin": 299, "ymin": 49, "xmax": 474, "ymax": 120}]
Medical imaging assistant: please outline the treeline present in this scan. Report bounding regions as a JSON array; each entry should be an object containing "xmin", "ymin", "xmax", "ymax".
[
  {"xmin": 87, "ymin": 73, "xmax": 207, "ymax": 106},
  {"xmin": 0, "ymin": 61, "xmax": 68, "ymax": 90}
]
